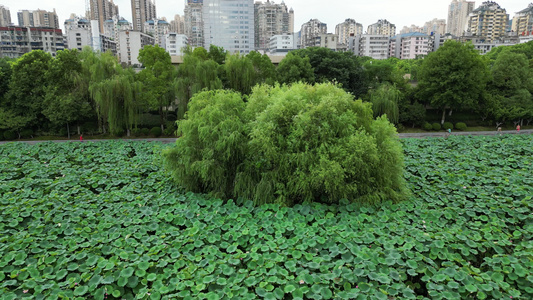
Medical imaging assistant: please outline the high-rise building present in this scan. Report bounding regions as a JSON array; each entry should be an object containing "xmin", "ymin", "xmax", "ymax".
[
  {"xmin": 512, "ymin": 3, "xmax": 533, "ymax": 36},
  {"xmin": 468, "ymin": 1, "xmax": 509, "ymax": 42},
  {"xmin": 0, "ymin": 26, "xmax": 64, "ymax": 58},
  {"xmin": 64, "ymin": 17, "xmax": 92, "ymax": 51},
  {"xmin": 89, "ymin": 0, "xmax": 119, "ymax": 34},
  {"xmin": 0, "ymin": 5, "xmax": 11, "ymax": 26},
  {"xmin": 254, "ymin": 0, "xmax": 294, "ymax": 51},
  {"xmin": 400, "ymin": 25, "xmax": 424, "ymax": 35},
  {"xmin": 390, "ymin": 32, "xmax": 430, "ymax": 59},
  {"xmin": 335, "ymin": 19, "xmax": 363, "ymax": 45},
  {"xmin": 300, "ymin": 19, "xmax": 327, "ymax": 48},
  {"xmin": 171, "ymin": 14, "xmax": 185, "ymax": 34},
  {"xmin": 184, "ymin": 0, "xmax": 204, "ymax": 48},
  {"xmin": 367, "ymin": 19, "xmax": 396, "ymax": 36},
  {"xmin": 423, "ymin": 18, "xmax": 446, "ymax": 35},
  {"xmin": 144, "ymin": 19, "xmax": 170, "ymax": 46},
  {"xmin": 117, "ymin": 30, "xmax": 154, "ymax": 65},
  {"xmin": 17, "ymin": 9, "xmax": 60, "ymax": 29},
  {"xmin": 203, "ymin": 0, "xmax": 255, "ymax": 54},
  {"xmin": 447, "ymin": 0, "xmax": 475, "ymax": 36},
  {"xmin": 351, "ymin": 34, "xmax": 390, "ymax": 59},
  {"xmin": 131, "ymin": 0, "xmax": 156, "ymax": 32}
]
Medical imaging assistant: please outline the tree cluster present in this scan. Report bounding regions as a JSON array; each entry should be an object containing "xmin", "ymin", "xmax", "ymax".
[{"xmin": 1, "ymin": 41, "xmax": 533, "ymax": 139}]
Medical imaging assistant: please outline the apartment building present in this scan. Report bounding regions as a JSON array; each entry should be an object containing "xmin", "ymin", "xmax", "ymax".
[
  {"xmin": 144, "ymin": 19, "xmax": 170, "ymax": 46},
  {"xmin": 170, "ymin": 15, "xmax": 185, "ymax": 34},
  {"xmin": 0, "ymin": 5, "xmax": 11, "ymax": 27},
  {"xmin": 0, "ymin": 26, "xmax": 64, "ymax": 58},
  {"xmin": 424, "ymin": 18, "xmax": 447, "ymax": 35},
  {"xmin": 367, "ymin": 19, "xmax": 396, "ymax": 37},
  {"xmin": 17, "ymin": 9, "xmax": 59, "ymax": 29},
  {"xmin": 131, "ymin": 0, "xmax": 156, "ymax": 32},
  {"xmin": 335, "ymin": 19, "xmax": 363, "ymax": 45},
  {"xmin": 203, "ymin": 0, "xmax": 255, "ymax": 54},
  {"xmin": 447, "ymin": 0, "xmax": 475, "ymax": 36},
  {"xmin": 467, "ymin": 1, "xmax": 509, "ymax": 42},
  {"xmin": 512, "ymin": 3, "xmax": 533, "ymax": 36},
  {"xmin": 117, "ymin": 30, "xmax": 154, "ymax": 65},
  {"xmin": 163, "ymin": 33, "xmax": 188, "ymax": 55},
  {"xmin": 184, "ymin": 0, "xmax": 204, "ymax": 48},
  {"xmin": 351, "ymin": 34, "xmax": 390, "ymax": 59},
  {"xmin": 254, "ymin": 0, "xmax": 294, "ymax": 51},
  {"xmin": 88, "ymin": 0, "xmax": 119, "ymax": 34},
  {"xmin": 390, "ymin": 32, "xmax": 430, "ymax": 59},
  {"xmin": 300, "ymin": 19, "xmax": 327, "ymax": 48},
  {"xmin": 64, "ymin": 17, "xmax": 92, "ymax": 51},
  {"xmin": 269, "ymin": 33, "xmax": 298, "ymax": 54}
]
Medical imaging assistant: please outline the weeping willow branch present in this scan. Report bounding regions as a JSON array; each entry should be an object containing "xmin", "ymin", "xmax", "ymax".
[{"xmin": 370, "ymin": 83, "xmax": 400, "ymax": 124}]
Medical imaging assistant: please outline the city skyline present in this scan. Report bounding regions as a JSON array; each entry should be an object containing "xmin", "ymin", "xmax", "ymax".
[{"xmin": 0, "ymin": 0, "xmax": 529, "ymax": 34}]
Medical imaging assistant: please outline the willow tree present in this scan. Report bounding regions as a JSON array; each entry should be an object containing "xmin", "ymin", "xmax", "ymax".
[
  {"xmin": 224, "ymin": 54, "xmax": 256, "ymax": 95},
  {"xmin": 89, "ymin": 68, "xmax": 143, "ymax": 136},
  {"xmin": 175, "ymin": 53, "xmax": 222, "ymax": 119},
  {"xmin": 370, "ymin": 83, "xmax": 401, "ymax": 124}
]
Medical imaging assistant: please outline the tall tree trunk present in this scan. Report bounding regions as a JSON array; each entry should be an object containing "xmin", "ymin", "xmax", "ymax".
[
  {"xmin": 441, "ymin": 109, "xmax": 446, "ymax": 124},
  {"xmin": 127, "ymin": 129, "xmax": 131, "ymax": 137},
  {"xmin": 448, "ymin": 109, "xmax": 453, "ymax": 116},
  {"xmin": 67, "ymin": 123, "xmax": 70, "ymax": 139},
  {"xmin": 77, "ymin": 123, "xmax": 81, "ymax": 135}
]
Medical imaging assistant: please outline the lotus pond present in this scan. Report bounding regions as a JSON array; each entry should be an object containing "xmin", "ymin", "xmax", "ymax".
[{"xmin": 0, "ymin": 135, "xmax": 532, "ymax": 300}]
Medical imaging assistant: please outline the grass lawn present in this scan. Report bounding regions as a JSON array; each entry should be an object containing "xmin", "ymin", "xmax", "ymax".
[{"xmin": 0, "ymin": 136, "xmax": 531, "ymax": 299}]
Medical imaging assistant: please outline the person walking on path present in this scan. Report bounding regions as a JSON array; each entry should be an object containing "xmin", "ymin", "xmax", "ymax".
[
  {"xmin": 445, "ymin": 128, "xmax": 452, "ymax": 139},
  {"xmin": 516, "ymin": 125, "xmax": 521, "ymax": 133},
  {"xmin": 80, "ymin": 134, "xmax": 83, "ymax": 142}
]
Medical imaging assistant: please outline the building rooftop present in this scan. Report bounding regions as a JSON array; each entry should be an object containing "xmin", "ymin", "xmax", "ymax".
[{"xmin": 473, "ymin": 1, "xmax": 504, "ymax": 13}]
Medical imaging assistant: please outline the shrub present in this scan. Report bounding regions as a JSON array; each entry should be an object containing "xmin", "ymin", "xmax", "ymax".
[
  {"xmin": 150, "ymin": 127, "xmax": 162, "ymax": 137},
  {"xmin": 113, "ymin": 129, "xmax": 125, "ymax": 137},
  {"xmin": 141, "ymin": 128, "xmax": 150, "ymax": 136},
  {"xmin": 0, "ymin": 131, "xmax": 4, "ymax": 141},
  {"xmin": 163, "ymin": 127, "xmax": 175, "ymax": 136},
  {"xmin": 20, "ymin": 129, "xmax": 33, "ymax": 139},
  {"xmin": 423, "ymin": 122, "xmax": 433, "ymax": 131},
  {"xmin": 164, "ymin": 83, "xmax": 408, "ymax": 206},
  {"xmin": 455, "ymin": 122, "xmax": 467, "ymax": 131},
  {"xmin": 443, "ymin": 122, "xmax": 454, "ymax": 130},
  {"xmin": 432, "ymin": 123, "xmax": 441, "ymax": 131},
  {"xmin": 132, "ymin": 128, "xmax": 142, "ymax": 137},
  {"xmin": 3, "ymin": 131, "xmax": 16, "ymax": 140}
]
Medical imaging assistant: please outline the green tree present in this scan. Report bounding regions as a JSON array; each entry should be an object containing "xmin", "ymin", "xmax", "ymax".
[
  {"xmin": 292, "ymin": 47, "xmax": 368, "ymax": 97},
  {"xmin": 247, "ymin": 51, "xmax": 276, "ymax": 85},
  {"xmin": 488, "ymin": 50, "xmax": 533, "ymax": 126},
  {"xmin": 370, "ymin": 83, "xmax": 401, "ymax": 124},
  {"xmin": 364, "ymin": 58, "xmax": 407, "ymax": 91},
  {"xmin": 276, "ymin": 52, "xmax": 314, "ymax": 85},
  {"xmin": 44, "ymin": 49, "xmax": 94, "ymax": 138},
  {"xmin": 89, "ymin": 68, "xmax": 143, "ymax": 136},
  {"xmin": 223, "ymin": 54, "xmax": 256, "ymax": 95},
  {"xmin": 5, "ymin": 50, "xmax": 52, "ymax": 131},
  {"xmin": 138, "ymin": 45, "xmax": 177, "ymax": 130},
  {"xmin": 0, "ymin": 58, "xmax": 13, "ymax": 104},
  {"xmin": 208, "ymin": 45, "xmax": 228, "ymax": 65},
  {"xmin": 417, "ymin": 41, "xmax": 489, "ymax": 124},
  {"xmin": 175, "ymin": 52, "xmax": 222, "ymax": 119}
]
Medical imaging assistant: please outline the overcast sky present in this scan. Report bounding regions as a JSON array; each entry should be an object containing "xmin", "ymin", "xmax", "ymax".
[{"xmin": 1, "ymin": 0, "xmax": 530, "ymax": 32}]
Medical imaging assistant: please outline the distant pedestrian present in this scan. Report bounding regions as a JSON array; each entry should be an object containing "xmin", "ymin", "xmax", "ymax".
[
  {"xmin": 80, "ymin": 134, "xmax": 83, "ymax": 142},
  {"xmin": 497, "ymin": 127, "xmax": 502, "ymax": 136},
  {"xmin": 516, "ymin": 125, "xmax": 521, "ymax": 133},
  {"xmin": 445, "ymin": 128, "xmax": 452, "ymax": 139}
]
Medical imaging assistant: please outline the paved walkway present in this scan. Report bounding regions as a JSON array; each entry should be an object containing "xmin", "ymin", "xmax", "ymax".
[{"xmin": 0, "ymin": 129, "xmax": 531, "ymax": 145}]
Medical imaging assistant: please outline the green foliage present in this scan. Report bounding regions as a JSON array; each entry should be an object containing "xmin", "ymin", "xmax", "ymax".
[
  {"xmin": 223, "ymin": 54, "xmax": 256, "ymax": 95},
  {"xmin": 399, "ymin": 101, "xmax": 426, "ymax": 128},
  {"xmin": 247, "ymin": 51, "xmax": 276, "ymax": 85},
  {"xmin": 20, "ymin": 129, "xmax": 33, "ymax": 139},
  {"xmin": 455, "ymin": 122, "xmax": 467, "ymax": 130},
  {"xmin": 364, "ymin": 58, "xmax": 408, "ymax": 91},
  {"xmin": 208, "ymin": 45, "xmax": 228, "ymax": 65},
  {"xmin": 132, "ymin": 128, "xmax": 142, "ymax": 137},
  {"xmin": 1, "ymin": 136, "xmax": 532, "ymax": 299},
  {"xmin": 442, "ymin": 122, "xmax": 454, "ymax": 130},
  {"xmin": 163, "ymin": 127, "xmax": 175, "ymax": 136},
  {"xmin": 276, "ymin": 52, "xmax": 315, "ymax": 85},
  {"xmin": 292, "ymin": 47, "xmax": 368, "ymax": 97},
  {"xmin": 417, "ymin": 41, "xmax": 490, "ymax": 123},
  {"xmin": 165, "ymin": 83, "xmax": 408, "ymax": 206},
  {"xmin": 0, "ymin": 57, "xmax": 13, "ymax": 103},
  {"xmin": 5, "ymin": 50, "xmax": 52, "ymax": 129},
  {"xmin": 432, "ymin": 123, "xmax": 441, "ymax": 131},
  {"xmin": 3, "ymin": 130, "xmax": 15, "ymax": 140},
  {"xmin": 150, "ymin": 127, "xmax": 162, "ymax": 137},
  {"xmin": 137, "ymin": 45, "xmax": 176, "ymax": 128},
  {"xmin": 370, "ymin": 83, "xmax": 401, "ymax": 124},
  {"xmin": 423, "ymin": 122, "xmax": 433, "ymax": 131},
  {"xmin": 141, "ymin": 128, "xmax": 150, "ymax": 135}
]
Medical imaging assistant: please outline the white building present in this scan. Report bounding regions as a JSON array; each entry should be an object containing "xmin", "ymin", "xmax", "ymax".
[
  {"xmin": 390, "ymin": 32, "xmax": 430, "ymax": 59},
  {"xmin": 350, "ymin": 34, "xmax": 390, "ymax": 59},
  {"xmin": 203, "ymin": 0, "xmax": 254, "ymax": 53},
  {"xmin": 269, "ymin": 33, "xmax": 298, "ymax": 54},
  {"xmin": 0, "ymin": 26, "xmax": 64, "ymax": 58},
  {"xmin": 335, "ymin": 19, "xmax": 363, "ymax": 45},
  {"xmin": 117, "ymin": 30, "xmax": 154, "ymax": 65},
  {"xmin": 0, "ymin": 5, "xmax": 11, "ymax": 26},
  {"xmin": 300, "ymin": 19, "xmax": 327, "ymax": 48},
  {"xmin": 163, "ymin": 33, "xmax": 188, "ymax": 55},
  {"xmin": 314, "ymin": 33, "xmax": 345, "ymax": 51},
  {"xmin": 144, "ymin": 19, "xmax": 170, "ymax": 46},
  {"xmin": 447, "ymin": 0, "xmax": 475, "ymax": 36},
  {"xmin": 64, "ymin": 17, "xmax": 92, "ymax": 51},
  {"xmin": 367, "ymin": 19, "xmax": 396, "ymax": 37}
]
